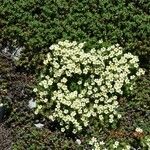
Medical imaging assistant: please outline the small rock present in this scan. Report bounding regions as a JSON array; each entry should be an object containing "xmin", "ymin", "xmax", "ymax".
[
  {"xmin": 34, "ymin": 123, "xmax": 44, "ymax": 128},
  {"xmin": 76, "ymin": 139, "xmax": 81, "ymax": 145},
  {"xmin": 28, "ymin": 99, "xmax": 36, "ymax": 109}
]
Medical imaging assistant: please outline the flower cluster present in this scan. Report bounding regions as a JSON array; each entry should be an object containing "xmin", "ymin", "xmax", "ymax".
[
  {"xmin": 33, "ymin": 40, "xmax": 145, "ymax": 133},
  {"xmin": 135, "ymin": 127, "xmax": 143, "ymax": 133},
  {"xmin": 89, "ymin": 137, "xmax": 131, "ymax": 150}
]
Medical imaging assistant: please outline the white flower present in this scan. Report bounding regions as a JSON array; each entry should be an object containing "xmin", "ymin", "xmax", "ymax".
[
  {"xmin": 61, "ymin": 77, "xmax": 67, "ymax": 83},
  {"xmin": 34, "ymin": 109, "xmax": 39, "ymax": 115},
  {"xmin": 78, "ymin": 42, "xmax": 86, "ymax": 49},
  {"xmin": 126, "ymin": 145, "xmax": 131, "ymax": 150},
  {"xmin": 64, "ymin": 109, "xmax": 69, "ymax": 114},
  {"xmin": 47, "ymin": 78, "xmax": 53, "ymax": 85},
  {"xmin": 48, "ymin": 115, "xmax": 54, "ymax": 121},
  {"xmin": 109, "ymin": 118, "xmax": 114, "ymax": 123},
  {"xmin": 91, "ymin": 137, "xmax": 97, "ymax": 143},
  {"xmin": 77, "ymin": 80, "xmax": 82, "ymax": 85},
  {"xmin": 130, "ymin": 75, "xmax": 135, "ymax": 80},
  {"xmin": 72, "ymin": 129, "xmax": 77, "ymax": 134},
  {"xmin": 61, "ymin": 128, "xmax": 65, "ymax": 132},
  {"xmin": 71, "ymin": 111, "xmax": 76, "ymax": 117},
  {"xmin": 0, "ymin": 103, "xmax": 3, "ymax": 107},
  {"xmin": 99, "ymin": 141, "xmax": 105, "ymax": 145},
  {"xmin": 33, "ymin": 88, "xmax": 38, "ymax": 92},
  {"xmin": 49, "ymin": 45, "xmax": 55, "ymax": 50},
  {"xmin": 117, "ymin": 114, "xmax": 122, "ymax": 119},
  {"xmin": 43, "ymin": 59, "xmax": 48, "ymax": 65},
  {"xmin": 113, "ymin": 141, "xmax": 119, "ymax": 148},
  {"xmin": 98, "ymin": 39, "xmax": 103, "ymax": 44},
  {"xmin": 99, "ymin": 115, "xmax": 104, "ymax": 121},
  {"xmin": 135, "ymin": 127, "xmax": 143, "ymax": 133}
]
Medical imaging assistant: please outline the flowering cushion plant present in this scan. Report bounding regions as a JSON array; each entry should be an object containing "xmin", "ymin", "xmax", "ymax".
[{"xmin": 33, "ymin": 40, "xmax": 145, "ymax": 134}]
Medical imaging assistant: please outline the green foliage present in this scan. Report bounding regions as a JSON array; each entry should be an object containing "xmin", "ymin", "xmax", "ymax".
[
  {"xmin": 12, "ymin": 126, "xmax": 82, "ymax": 150},
  {"xmin": 141, "ymin": 135, "xmax": 150, "ymax": 150},
  {"xmin": 127, "ymin": 72, "xmax": 150, "ymax": 133},
  {"xmin": 113, "ymin": 71, "xmax": 150, "ymax": 138},
  {"xmin": 0, "ymin": 124, "xmax": 12, "ymax": 150},
  {"xmin": 1, "ymin": 0, "xmax": 150, "ymax": 70}
]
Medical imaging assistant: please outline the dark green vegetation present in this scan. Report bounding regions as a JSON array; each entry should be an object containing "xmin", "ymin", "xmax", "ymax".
[
  {"xmin": 0, "ymin": 124, "xmax": 12, "ymax": 150},
  {"xmin": 1, "ymin": 0, "xmax": 150, "ymax": 69},
  {"xmin": 0, "ymin": 0, "xmax": 150, "ymax": 149}
]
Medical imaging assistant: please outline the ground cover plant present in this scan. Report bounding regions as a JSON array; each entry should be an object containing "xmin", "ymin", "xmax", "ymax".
[
  {"xmin": 0, "ymin": 0, "xmax": 150, "ymax": 149},
  {"xmin": 32, "ymin": 40, "xmax": 149, "ymax": 149},
  {"xmin": 0, "ymin": 0, "xmax": 150, "ymax": 70},
  {"xmin": 34, "ymin": 40, "xmax": 144, "ymax": 133}
]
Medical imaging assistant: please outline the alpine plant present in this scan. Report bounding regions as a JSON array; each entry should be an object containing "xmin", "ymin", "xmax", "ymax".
[{"xmin": 33, "ymin": 40, "xmax": 145, "ymax": 134}]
